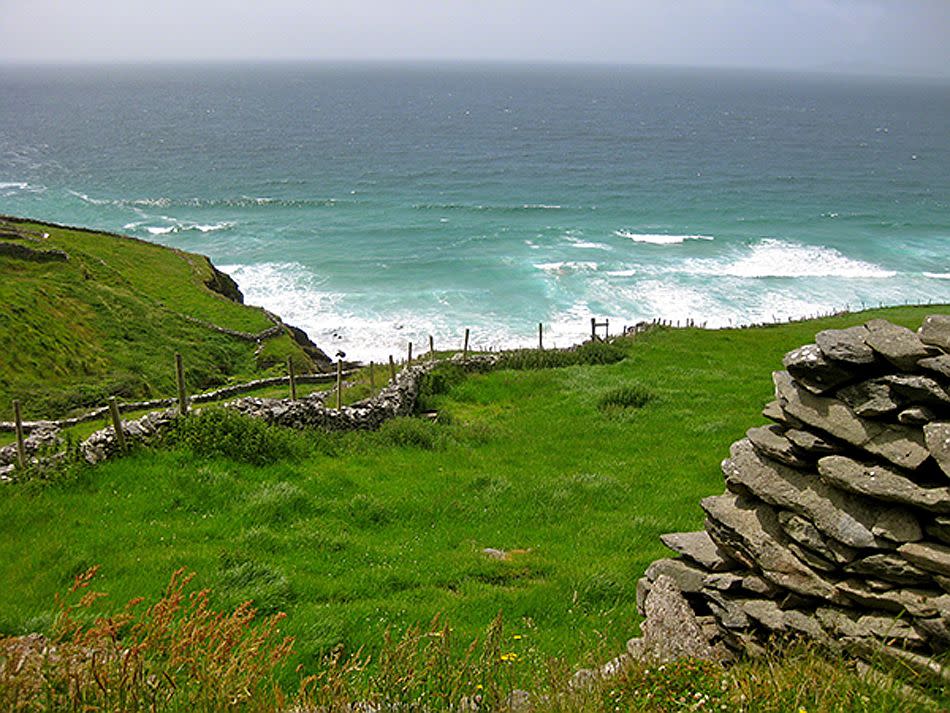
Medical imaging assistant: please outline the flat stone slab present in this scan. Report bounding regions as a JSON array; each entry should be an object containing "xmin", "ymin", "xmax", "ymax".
[
  {"xmin": 783, "ymin": 343, "xmax": 854, "ymax": 393},
  {"xmin": 837, "ymin": 379, "xmax": 900, "ymax": 418},
  {"xmin": 837, "ymin": 578, "xmax": 945, "ymax": 618},
  {"xmin": 645, "ymin": 557, "xmax": 707, "ymax": 593},
  {"xmin": 777, "ymin": 510, "xmax": 857, "ymax": 564},
  {"xmin": 920, "ymin": 354, "xmax": 950, "ymax": 380},
  {"xmin": 701, "ymin": 492, "xmax": 843, "ymax": 602},
  {"xmin": 882, "ymin": 374, "xmax": 950, "ymax": 407},
  {"xmin": 815, "ymin": 606, "xmax": 923, "ymax": 644},
  {"xmin": 724, "ymin": 439, "xmax": 921, "ymax": 547},
  {"xmin": 818, "ymin": 455, "xmax": 950, "ymax": 513},
  {"xmin": 843, "ymin": 553, "xmax": 933, "ymax": 585},
  {"xmin": 899, "ymin": 541, "xmax": 950, "ymax": 578},
  {"xmin": 919, "ymin": 315, "xmax": 950, "ymax": 352},
  {"xmin": 746, "ymin": 424, "xmax": 809, "ymax": 468},
  {"xmin": 816, "ymin": 325, "xmax": 875, "ymax": 365},
  {"xmin": 659, "ymin": 530, "xmax": 737, "ymax": 572},
  {"xmin": 899, "ymin": 406, "xmax": 935, "ymax": 426},
  {"xmin": 865, "ymin": 318, "xmax": 933, "ymax": 370},
  {"xmin": 774, "ymin": 370, "xmax": 881, "ymax": 447},
  {"xmin": 924, "ymin": 422, "xmax": 950, "ymax": 478},
  {"xmin": 785, "ymin": 428, "xmax": 839, "ymax": 456}
]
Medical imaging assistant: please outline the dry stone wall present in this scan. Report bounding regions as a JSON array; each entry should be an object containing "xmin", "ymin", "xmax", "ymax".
[
  {"xmin": 630, "ymin": 315, "xmax": 950, "ymax": 681},
  {"xmin": 0, "ymin": 354, "xmax": 499, "ymax": 479}
]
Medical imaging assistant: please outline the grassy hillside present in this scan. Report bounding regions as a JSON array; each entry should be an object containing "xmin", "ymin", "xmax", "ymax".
[
  {"xmin": 0, "ymin": 216, "xmax": 323, "ymax": 419},
  {"xmin": 1, "ymin": 305, "xmax": 947, "ymax": 710}
]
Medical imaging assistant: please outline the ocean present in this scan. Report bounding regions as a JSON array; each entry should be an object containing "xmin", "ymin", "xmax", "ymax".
[{"xmin": 1, "ymin": 62, "xmax": 948, "ymax": 360}]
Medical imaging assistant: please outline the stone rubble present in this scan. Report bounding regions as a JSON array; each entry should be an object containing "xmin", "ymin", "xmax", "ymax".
[{"xmin": 628, "ymin": 315, "xmax": 950, "ymax": 683}]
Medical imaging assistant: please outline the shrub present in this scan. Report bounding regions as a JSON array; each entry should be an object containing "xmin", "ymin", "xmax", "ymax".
[
  {"xmin": 166, "ymin": 406, "xmax": 304, "ymax": 465},
  {"xmin": 496, "ymin": 341, "xmax": 626, "ymax": 371},
  {"xmin": 597, "ymin": 384, "xmax": 654, "ymax": 411}
]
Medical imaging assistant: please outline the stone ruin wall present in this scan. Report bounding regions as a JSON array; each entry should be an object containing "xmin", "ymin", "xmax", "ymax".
[
  {"xmin": 629, "ymin": 315, "xmax": 950, "ymax": 683},
  {"xmin": 0, "ymin": 354, "xmax": 500, "ymax": 479}
]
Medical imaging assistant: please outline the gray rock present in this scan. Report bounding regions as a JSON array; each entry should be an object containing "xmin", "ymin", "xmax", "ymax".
[
  {"xmin": 783, "ymin": 344, "xmax": 855, "ymax": 393},
  {"xmin": 702, "ymin": 588, "xmax": 750, "ymax": 629},
  {"xmin": 815, "ymin": 607, "xmax": 923, "ymax": 644},
  {"xmin": 777, "ymin": 510, "xmax": 858, "ymax": 564},
  {"xmin": 741, "ymin": 598, "xmax": 827, "ymax": 640},
  {"xmin": 837, "ymin": 579, "xmax": 945, "ymax": 618},
  {"xmin": 746, "ymin": 425, "xmax": 809, "ymax": 468},
  {"xmin": 924, "ymin": 422, "xmax": 950, "ymax": 478},
  {"xmin": 786, "ymin": 541, "xmax": 837, "ymax": 573},
  {"xmin": 844, "ymin": 553, "xmax": 933, "ymax": 585},
  {"xmin": 846, "ymin": 639, "xmax": 950, "ymax": 687},
  {"xmin": 784, "ymin": 428, "xmax": 839, "ymax": 457},
  {"xmin": 863, "ymin": 425, "xmax": 931, "ymax": 471},
  {"xmin": 837, "ymin": 379, "xmax": 901, "ymax": 418},
  {"xmin": 882, "ymin": 374, "xmax": 950, "ymax": 407},
  {"xmin": 817, "ymin": 455, "xmax": 950, "ymax": 513},
  {"xmin": 659, "ymin": 530, "xmax": 737, "ymax": 572},
  {"xmin": 644, "ymin": 558, "xmax": 706, "ymax": 594},
  {"xmin": 898, "ymin": 541, "xmax": 950, "ymax": 578},
  {"xmin": 919, "ymin": 315, "xmax": 950, "ymax": 352},
  {"xmin": 865, "ymin": 318, "xmax": 933, "ymax": 370},
  {"xmin": 920, "ymin": 354, "xmax": 950, "ymax": 380},
  {"xmin": 701, "ymin": 492, "xmax": 843, "ymax": 602},
  {"xmin": 761, "ymin": 399, "xmax": 803, "ymax": 428},
  {"xmin": 723, "ymin": 439, "xmax": 921, "ymax": 548},
  {"xmin": 913, "ymin": 616, "xmax": 950, "ymax": 647},
  {"xmin": 774, "ymin": 370, "xmax": 881, "ymax": 448},
  {"xmin": 636, "ymin": 577, "xmax": 652, "ymax": 617},
  {"xmin": 899, "ymin": 406, "xmax": 936, "ymax": 426},
  {"xmin": 704, "ymin": 571, "xmax": 781, "ymax": 597},
  {"xmin": 815, "ymin": 325, "xmax": 876, "ymax": 365},
  {"xmin": 926, "ymin": 515, "xmax": 950, "ymax": 545},
  {"xmin": 640, "ymin": 575, "xmax": 723, "ymax": 661}
]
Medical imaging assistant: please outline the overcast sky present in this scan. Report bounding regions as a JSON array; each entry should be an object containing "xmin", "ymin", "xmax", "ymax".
[{"xmin": 1, "ymin": 0, "xmax": 948, "ymax": 77}]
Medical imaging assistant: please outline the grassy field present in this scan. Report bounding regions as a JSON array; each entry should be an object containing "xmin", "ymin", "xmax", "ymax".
[
  {"xmin": 1, "ymin": 305, "xmax": 947, "ymax": 706},
  {"xmin": 0, "ymin": 217, "xmax": 319, "ymax": 419}
]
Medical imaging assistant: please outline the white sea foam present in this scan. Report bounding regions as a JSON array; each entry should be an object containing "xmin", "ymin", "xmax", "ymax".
[
  {"xmin": 924, "ymin": 272, "xmax": 950, "ymax": 279},
  {"xmin": 142, "ymin": 220, "xmax": 235, "ymax": 236},
  {"xmin": 614, "ymin": 230, "xmax": 714, "ymax": 245},
  {"xmin": 0, "ymin": 181, "xmax": 45, "ymax": 195},
  {"xmin": 682, "ymin": 239, "xmax": 896, "ymax": 279},
  {"xmin": 605, "ymin": 269, "xmax": 638, "ymax": 277},
  {"xmin": 534, "ymin": 261, "xmax": 599, "ymax": 274},
  {"xmin": 566, "ymin": 235, "xmax": 612, "ymax": 250}
]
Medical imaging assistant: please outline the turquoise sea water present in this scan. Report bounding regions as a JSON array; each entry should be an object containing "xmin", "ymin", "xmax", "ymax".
[{"xmin": 1, "ymin": 63, "xmax": 948, "ymax": 359}]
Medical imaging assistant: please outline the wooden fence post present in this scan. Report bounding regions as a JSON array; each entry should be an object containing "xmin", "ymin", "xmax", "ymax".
[
  {"xmin": 591, "ymin": 317, "xmax": 596, "ymax": 340},
  {"xmin": 13, "ymin": 400, "xmax": 26, "ymax": 470},
  {"xmin": 175, "ymin": 352, "xmax": 188, "ymax": 416},
  {"xmin": 369, "ymin": 361, "xmax": 375, "ymax": 388},
  {"xmin": 287, "ymin": 356, "xmax": 297, "ymax": 401},
  {"xmin": 389, "ymin": 355, "xmax": 396, "ymax": 383},
  {"xmin": 407, "ymin": 342, "xmax": 413, "ymax": 366},
  {"xmin": 336, "ymin": 358, "xmax": 343, "ymax": 410},
  {"xmin": 428, "ymin": 335, "xmax": 434, "ymax": 355},
  {"xmin": 538, "ymin": 322, "xmax": 543, "ymax": 350},
  {"xmin": 108, "ymin": 397, "xmax": 126, "ymax": 452},
  {"xmin": 463, "ymin": 328, "xmax": 470, "ymax": 362}
]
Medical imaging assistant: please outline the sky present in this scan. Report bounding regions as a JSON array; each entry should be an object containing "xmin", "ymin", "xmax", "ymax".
[{"xmin": 1, "ymin": 0, "xmax": 948, "ymax": 77}]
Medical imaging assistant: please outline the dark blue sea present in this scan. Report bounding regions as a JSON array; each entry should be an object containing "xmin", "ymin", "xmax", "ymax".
[{"xmin": 1, "ymin": 62, "xmax": 948, "ymax": 358}]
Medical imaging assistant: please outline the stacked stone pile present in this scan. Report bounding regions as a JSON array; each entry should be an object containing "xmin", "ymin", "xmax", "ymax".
[{"xmin": 632, "ymin": 316, "xmax": 950, "ymax": 681}]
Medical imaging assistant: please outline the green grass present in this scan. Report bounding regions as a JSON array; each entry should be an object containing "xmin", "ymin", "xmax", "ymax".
[
  {"xmin": 0, "ymin": 305, "xmax": 947, "ymax": 705},
  {"xmin": 0, "ymin": 218, "xmax": 319, "ymax": 419}
]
